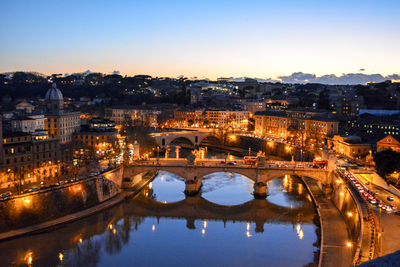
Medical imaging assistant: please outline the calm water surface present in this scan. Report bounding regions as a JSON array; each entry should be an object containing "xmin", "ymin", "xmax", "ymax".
[{"xmin": 0, "ymin": 172, "xmax": 318, "ymax": 267}]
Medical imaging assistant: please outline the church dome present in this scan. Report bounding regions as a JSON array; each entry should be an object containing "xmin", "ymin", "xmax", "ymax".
[{"xmin": 45, "ymin": 83, "xmax": 63, "ymax": 101}]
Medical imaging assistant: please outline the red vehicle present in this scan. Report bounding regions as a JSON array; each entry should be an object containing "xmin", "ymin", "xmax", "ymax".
[
  {"xmin": 313, "ymin": 159, "xmax": 328, "ymax": 168},
  {"xmin": 244, "ymin": 156, "xmax": 257, "ymax": 165}
]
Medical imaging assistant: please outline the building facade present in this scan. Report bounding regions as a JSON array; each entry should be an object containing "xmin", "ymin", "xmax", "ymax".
[
  {"xmin": 376, "ymin": 135, "xmax": 400, "ymax": 153},
  {"xmin": 330, "ymin": 135, "xmax": 371, "ymax": 159},
  {"xmin": 1, "ymin": 131, "xmax": 62, "ymax": 189},
  {"xmin": 241, "ymin": 101, "xmax": 266, "ymax": 115},
  {"xmin": 44, "ymin": 83, "xmax": 81, "ymax": 144},
  {"xmin": 173, "ymin": 110, "xmax": 205, "ymax": 126},
  {"xmin": 11, "ymin": 115, "xmax": 46, "ymax": 133},
  {"xmin": 205, "ymin": 110, "xmax": 249, "ymax": 129},
  {"xmin": 105, "ymin": 107, "xmax": 160, "ymax": 126},
  {"xmin": 254, "ymin": 111, "xmax": 339, "ymax": 141}
]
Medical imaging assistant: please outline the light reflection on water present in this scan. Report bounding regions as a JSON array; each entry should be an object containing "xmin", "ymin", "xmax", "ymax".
[
  {"xmin": 0, "ymin": 172, "xmax": 318, "ymax": 267},
  {"xmin": 267, "ymin": 175, "xmax": 312, "ymax": 209}
]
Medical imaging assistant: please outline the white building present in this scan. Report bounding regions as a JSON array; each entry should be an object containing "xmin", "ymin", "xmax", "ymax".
[
  {"xmin": 15, "ymin": 101, "xmax": 35, "ymax": 113},
  {"xmin": 205, "ymin": 110, "xmax": 249, "ymax": 129},
  {"xmin": 11, "ymin": 115, "xmax": 46, "ymax": 133}
]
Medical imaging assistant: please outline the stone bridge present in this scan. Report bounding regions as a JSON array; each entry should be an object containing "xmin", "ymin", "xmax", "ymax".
[
  {"xmin": 123, "ymin": 160, "xmax": 334, "ymax": 198},
  {"xmin": 124, "ymin": 194, "xmax": 315, "ymax": 232},
  {"xmin": 150, "ymin": 130, "xmax": 218, "ymax": 148}
]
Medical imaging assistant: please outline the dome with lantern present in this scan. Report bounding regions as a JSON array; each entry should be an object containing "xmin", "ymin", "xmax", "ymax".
[
  {"xmin": 45, "ymin": 83, "xmax": 64, "ymax": 111},
  {"xmin": 45, "ymin": 82, "xmax": 64, "ymax": 101}
]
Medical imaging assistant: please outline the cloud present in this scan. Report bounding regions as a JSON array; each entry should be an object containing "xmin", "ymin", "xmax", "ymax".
[
  {"xmin": 226, "ymin": 77, "xmax": 280, "ymax": 83},
  {"xmin": 278, "ymin": 72, "xmax": 399, "ymax": 85}
]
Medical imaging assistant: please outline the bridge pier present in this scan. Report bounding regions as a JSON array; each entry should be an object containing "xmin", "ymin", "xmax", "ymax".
[
  {"xmin": 253, "ymin": 182, "xmax": 267, "ymax": 199},
  {"xmin": 255, "ymin": 222, "xmax": 265, "ymax": 233},
  {"xmin": 184, "ymin": 176, "xmax": 202, "ymax": 196}
]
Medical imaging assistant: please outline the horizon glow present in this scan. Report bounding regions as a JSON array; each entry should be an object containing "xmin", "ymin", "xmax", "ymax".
[{"xmin": 0, "ymin": 0, "xmax": 399, "ymax": 79}]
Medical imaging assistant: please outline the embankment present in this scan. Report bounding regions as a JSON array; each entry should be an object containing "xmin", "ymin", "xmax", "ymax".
[{"xmin": 0, "ymin": 176, "xmax": 119, "ymax": 234}]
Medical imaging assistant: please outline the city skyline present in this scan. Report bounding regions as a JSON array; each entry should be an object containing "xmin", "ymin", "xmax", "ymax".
[{"xmin": 1, "ymin": 0, "xmax": 399, "ymax": 82}]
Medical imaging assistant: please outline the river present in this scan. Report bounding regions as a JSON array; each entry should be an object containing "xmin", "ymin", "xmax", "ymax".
[{"xmin": 0, "ymin": 171, "xmax": 319, "ymax": 267}]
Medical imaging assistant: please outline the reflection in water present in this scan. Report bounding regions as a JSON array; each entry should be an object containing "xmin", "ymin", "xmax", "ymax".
[
  {"xmin": 0, "ymin": 172, "xmax": 319, "ymax": 267},
  {"xmin": 149, "ymin": 171, "xmax": 185, "ymax": 203},
  {"xmin": 201, "ymin": 172, "xmax": 254, "ymax": 205},
  {"xmin": 267, "ymin": 174, "xmax": 312, "ymax": 209}
]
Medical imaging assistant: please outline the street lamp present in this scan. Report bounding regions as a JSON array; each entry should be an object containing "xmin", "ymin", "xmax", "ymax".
[{"xmin": 286, "ymin": 145, "xmax": 294, "ymax": 162}]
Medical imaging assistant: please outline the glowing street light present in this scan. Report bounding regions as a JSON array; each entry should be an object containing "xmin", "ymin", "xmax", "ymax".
[{"xmin": 59, "ymin": 253, "xmax": 64, "ymax": 263}]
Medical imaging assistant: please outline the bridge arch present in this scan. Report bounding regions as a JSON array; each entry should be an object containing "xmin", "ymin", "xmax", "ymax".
[
  {"xmin": 124, "ymin": 165, "xmax": 333, "ymax": 186},
  {"xmin": 198, "ymin": 135, "xmax": 222, "ymax": 146},
  {"xmin": 151, "ymin": 131, "xmax": 216, "ymax": 148},
  {"xmin": 169, "ymin": 137, "xmax": 195, "ymax": 148}
]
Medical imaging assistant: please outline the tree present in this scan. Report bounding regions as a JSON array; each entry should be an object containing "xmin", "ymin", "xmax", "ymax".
[
  {"xmin": 317, "ymin": 89, "xmax": 330, "ymax": 109},
  {"xmin": 247, "ymin": 118, "xmax": 255, "ymax": 131},
  {"xmin": 374, "ymin": 149, "xmax": 400, "ymax": 178}
]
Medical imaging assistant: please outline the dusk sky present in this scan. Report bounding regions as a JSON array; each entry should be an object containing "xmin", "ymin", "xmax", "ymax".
[{"xmin": 1, "ymin": 0, "xmax": 399, "ymax": 80}]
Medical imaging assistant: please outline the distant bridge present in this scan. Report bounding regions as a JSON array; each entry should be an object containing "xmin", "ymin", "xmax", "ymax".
[{"xmin": 150, "ymin": 130, "xmax": 219, "ymax": 148}]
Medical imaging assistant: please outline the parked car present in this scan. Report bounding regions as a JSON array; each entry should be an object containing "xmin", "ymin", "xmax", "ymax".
[
  {"xmin": 1, "ymin": 192, "xmax": 12, "ymax": 199},
  {"xmin": 387, "ymin": 196, "xmax": 395, "ymax": 201},
  {"xmin": 49, "ymin": 183, "xmax": 59, "ymax": 188}
]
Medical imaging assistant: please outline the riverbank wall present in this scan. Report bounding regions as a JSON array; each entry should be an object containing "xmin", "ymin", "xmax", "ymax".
[
  {"xmin": 331, "ymin": 173, "xmax": 378, "ymax": 264},
  {"xmin": 300, "ymin": 176, "xmax": 353, "ymax": 267},
  {"xmin": 0, "ymin": 176, "xmax": 119, "ymax": 234}
]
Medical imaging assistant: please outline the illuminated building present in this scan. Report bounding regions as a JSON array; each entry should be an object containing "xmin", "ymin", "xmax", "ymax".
[
  {"xmin": 44, "ymin": 84, "xmax": 81, "ymax": 144},
  {"xmin": 11, "ymin": 115, "xmax": 46, "ymax": 133},
  {"xmin": 376, "ymin": 135, "xmax": 400, "ymax": 153},
  {"xmin": 254, "ymin": 110, "xmax": 338, "ymax": 141},
  {"xmin": 173, "ymin": 109, "xmax": 205, "ymax": 126},
  {"xmin": 105, "ymin": 107, "xmax": 160, "ymax": 126},
  {"xmin": 1, "ymin": 130, "xmax": 62, "ymax": 188},
  {"xmin": 1, "ymin": 132, "xmax": 33, "ymax": 184},
  {"xmin": 205, "ymin": 110, "xmax": 249, "ymax": 129},
  {"xmin": 73, "ymin": 130, "xmax": 117, "ymax": 148},
  {"xmin": 348, "ymin": 111, "xmax": 400, "ymax": 140},
  {"xmin": 330, "ymin": 136, "xmax": 371, "ymax": 159},
  {"xmin": 241, "ymin": 101, "xmax": 266, "ymax": 115}
]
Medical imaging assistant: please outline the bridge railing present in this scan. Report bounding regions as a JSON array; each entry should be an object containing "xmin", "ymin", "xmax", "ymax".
[{"xmin": 129, "ymin": 159, "xmax": 323, "ymax": 171}]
